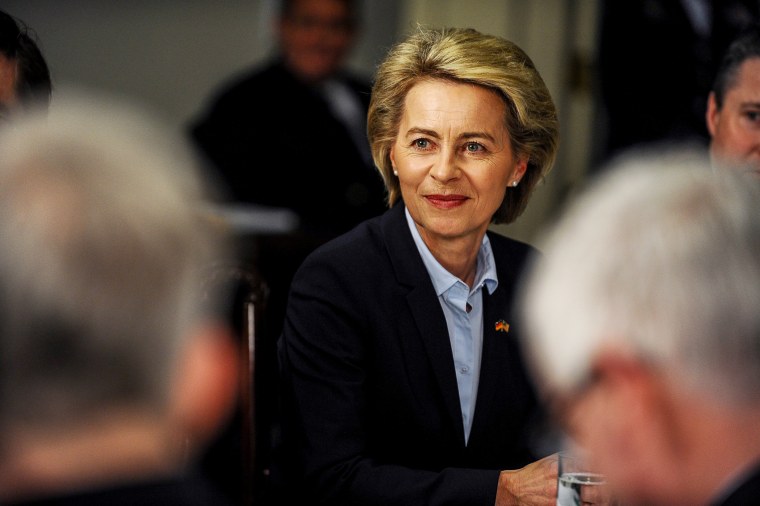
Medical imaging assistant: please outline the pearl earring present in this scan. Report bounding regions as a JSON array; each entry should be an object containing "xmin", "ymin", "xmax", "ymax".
[
  {"xmin": 393, "ymin": 169, "xmax": 399, "ymax": 176},
  {"xmin": 511, "ymin": 180, "xmax": 519, "ymax": 187}
]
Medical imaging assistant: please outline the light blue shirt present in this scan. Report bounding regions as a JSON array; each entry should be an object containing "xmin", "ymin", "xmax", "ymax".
[{"xmin": 405, "ymin": 209, "xmax": 498, "ymax": 444}]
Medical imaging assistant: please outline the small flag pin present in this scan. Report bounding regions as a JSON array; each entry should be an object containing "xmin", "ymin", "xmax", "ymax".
[{"xmin": 495, "ymin": 320, "xmax": 510, "ymax": 333}]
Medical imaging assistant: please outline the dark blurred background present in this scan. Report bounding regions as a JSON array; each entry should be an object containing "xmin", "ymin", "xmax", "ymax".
[{"xmin": 3, "ymin": 0, "xmax": 603, "ymax": 243}]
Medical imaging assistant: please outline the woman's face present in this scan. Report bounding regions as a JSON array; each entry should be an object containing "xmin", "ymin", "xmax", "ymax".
[{"xmin": 390, "ymin": 79, "xmax": 527, "ymax": 245}]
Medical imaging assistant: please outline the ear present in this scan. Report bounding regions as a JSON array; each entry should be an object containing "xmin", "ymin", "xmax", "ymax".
[
  {"xmin": 511, "ymin": 156, "xmax": 528, "ymax": 184},
  {"xmin": 586, "ymin": 349, "xmax": 680, "ymax": 495},
  {"xmin": 169, "ymin": 324, "xmax": 240, "ymax": 450},
  {"xmin": 706, "ymin": 91, "xmax": 719, "ymax": 137},
  {"xmin": 389, "ymin": 144, "xmax": 397, "ymax": 170}
]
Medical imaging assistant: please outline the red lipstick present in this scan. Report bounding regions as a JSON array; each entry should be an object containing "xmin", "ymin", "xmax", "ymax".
[{"xmin": 426, "ymin": 194, "xmax": 468, "ymax": 209}]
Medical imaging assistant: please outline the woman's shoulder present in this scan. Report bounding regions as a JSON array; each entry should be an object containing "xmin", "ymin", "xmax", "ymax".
[
  {"xmin": 487, "ymin": 231, "xmax": 539, "ymax": 259},
  {"xmin": 295, "ymin": 213, "xmax": 390, "ymax": 278},
  {"xmin": 487, "ymin": 231, "xmax": 542, "ymax": 281}
]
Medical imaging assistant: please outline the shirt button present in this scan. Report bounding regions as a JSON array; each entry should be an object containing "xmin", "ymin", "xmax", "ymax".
[{"xmin": 460, "ymin": 366, "xmax": 469, "ymax": 374}]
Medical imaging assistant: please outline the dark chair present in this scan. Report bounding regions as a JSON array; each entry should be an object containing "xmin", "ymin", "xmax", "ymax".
[{"xmin": 200, "ymin": 262, "xmax": 271, "ymax": 505}]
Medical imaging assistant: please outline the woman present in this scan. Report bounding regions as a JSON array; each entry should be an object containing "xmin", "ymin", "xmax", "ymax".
[{"xmin": 278, "ymin": 26, "xmax": 560, "ymax": 505}]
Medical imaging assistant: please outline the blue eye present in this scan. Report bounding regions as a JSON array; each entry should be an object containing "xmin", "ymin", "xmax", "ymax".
[
  {"xmin": 414, "ymin": 138, "xmax": 429, "ymax": 149},
  {"xmin": 466, "ymin": 142, "xmax": 484, "ymax": 152}
]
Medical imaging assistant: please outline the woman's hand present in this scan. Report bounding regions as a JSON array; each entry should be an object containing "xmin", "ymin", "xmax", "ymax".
[{"xmin": 495, "ymin": 453, "xmax": 558, "ymax": 506}]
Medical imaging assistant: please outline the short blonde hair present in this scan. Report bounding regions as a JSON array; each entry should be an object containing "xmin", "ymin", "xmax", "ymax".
[{"xmin": 368, "ymin": 26, "xmax": 559, "ymax": 223}]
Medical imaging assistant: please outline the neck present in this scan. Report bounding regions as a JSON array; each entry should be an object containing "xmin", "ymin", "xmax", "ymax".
[
  {"xmin": 417, "ymin": 225, "xmax": 485, "ymax": 287},
  {"xmin": 0, "ymin": 411, "xmax": 183, "ymax": 502}
]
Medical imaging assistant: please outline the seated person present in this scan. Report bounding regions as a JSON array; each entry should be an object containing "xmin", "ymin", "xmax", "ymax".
[
  {"xmin": 0, "ymin": 93, "xmax": 239, "ymax": 505},
  {"xmin": 521, "ymin": 148, "xmax": 760, "ymax": 505},
  {"xmin": 278, "ymin": 26, "xmax": 560, "ymax": 505},
  {"xmin": 0, "ymin": 8, "xmax": 52, "ymax": 116},
  {"xmin": 706, "ymin": 23, "xmax": 760, "ymax": 175}
]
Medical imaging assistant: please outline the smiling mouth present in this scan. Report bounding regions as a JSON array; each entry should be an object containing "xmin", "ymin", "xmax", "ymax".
[{"xmin": 426, "ymin": 194, "xmax": 469, "ymax": 209}]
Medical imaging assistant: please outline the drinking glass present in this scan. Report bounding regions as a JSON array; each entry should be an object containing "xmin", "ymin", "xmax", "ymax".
[{"xmin": 556, "ymin": 451, "xmax": 613, "ymax": 506}]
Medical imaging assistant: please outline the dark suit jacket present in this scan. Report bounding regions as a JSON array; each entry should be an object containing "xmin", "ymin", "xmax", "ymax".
[
  {"xmin": 712, "ymin": 463, "xmax": 760, "ymax": 506},
  {"xmin": 278, "ymin": 203, "xmax": 548, "ymax": 505},
  {"xmin": 6, "ymin": 474, "xmax": 234, "ymax": 506},
  {"xmin": 191, "ymin": 61, "xmax": 389, "ymax": 446},
  {"xmin": 597, "ymin": 0, "xmax": 759, "ymax": 165},
  {"xmin": 190, "ymin": 59, "xmax": 386, "ymax": 237}
]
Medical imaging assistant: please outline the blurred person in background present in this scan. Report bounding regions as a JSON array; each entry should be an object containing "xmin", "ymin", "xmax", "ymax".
[
  {"xmin": 190, "ymin": 3, "xmax": 387, "ymax": 460},
  {"xmin": 707, "ymin": 23, "xmax": 760, "ymax": 175},
  {"xmin": 521, "ymin": 149, "xmax": 760, "ymax": 505},
  {"xmin": 0, "ymin": 8, "xmax": 51, "ymax": 117},
  {"xmin": 596, "ymin": 0, "xmax": 758, "ymax": 169},
  {"xmin": 190, "ymin": 0, "xmax": 385, "ymax": 240},
  {"xmin": 0, "ymin": 94, "xmax": 239, "ymax": 506}
]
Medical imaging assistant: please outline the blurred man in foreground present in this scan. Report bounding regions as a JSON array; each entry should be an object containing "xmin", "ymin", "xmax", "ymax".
[
  {"xmin": 0, "ymin": 94, "xmax": 239, "ymax": 505},
  {"xmin": 0, "ymin": 8, "xmax": 52, "ymax": 117},
  {"xmin": 521, "ymin": 149, "xmax": 760, "ymax": 505},
  {"xmin": 707, "ymin": 23, "xmax": 760, "ymax": 175}
]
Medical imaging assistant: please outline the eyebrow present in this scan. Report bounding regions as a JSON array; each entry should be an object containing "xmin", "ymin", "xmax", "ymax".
[
  {"xmin": 403, "ymin": 127, "xmax": 439, "ymax": 139},
  {"xmin": 402, "ymin": 127, "xmax": 499, "ymax": 143}
]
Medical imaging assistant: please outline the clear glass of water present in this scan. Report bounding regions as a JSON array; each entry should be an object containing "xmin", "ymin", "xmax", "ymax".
[{"xmin": 556, "ymin": 451, "xmax": 613, "ymax": 506}]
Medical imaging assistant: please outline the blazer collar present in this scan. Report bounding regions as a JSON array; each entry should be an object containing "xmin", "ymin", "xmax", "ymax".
[
  {"xmin": 379, "ymin": 203, "xmax": 464, "ymax": 438},
  {"xmin": 379, "ymin": 203, "xmax": 524, "ymax": 446}
]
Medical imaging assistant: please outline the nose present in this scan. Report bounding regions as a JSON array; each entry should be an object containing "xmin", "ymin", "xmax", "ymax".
[{"xmin": 429, "ymin": 148, "xmax": 459, "ymax": 183}]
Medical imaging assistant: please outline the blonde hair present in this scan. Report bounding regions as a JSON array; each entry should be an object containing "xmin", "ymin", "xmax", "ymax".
[{"xmin": 368, "ymin": 26, "xmax": 559, "ymax": 223}]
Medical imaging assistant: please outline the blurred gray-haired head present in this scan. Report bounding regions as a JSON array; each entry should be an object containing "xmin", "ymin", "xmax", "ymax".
[
  {"xmin": 0, "ymin": 92, "xmax": 231, "ymax": 433},
  {"xmin": 520, "ymin": 147, "xmax": 760, "ymax": 408}
]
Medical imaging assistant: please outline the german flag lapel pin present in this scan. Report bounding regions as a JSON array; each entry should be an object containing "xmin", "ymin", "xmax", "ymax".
[{"xmin": 495, "ymin": 320, "xmax": 510, "ymax": 333}]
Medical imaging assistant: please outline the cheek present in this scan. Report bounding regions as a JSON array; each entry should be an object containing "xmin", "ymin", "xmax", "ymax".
[
  {"xmin": 576, "ymin": 395, "xmax": 650, "ymax": 502},
  {"xmin": 471, "ymin": 161, "xmax": 513, "ymax": 203},
  {"xmin": 474, "ymin": 179, "xmax": 507, "ymax": 210},
  {"xmin": 397, "ymin": 177, "xmax": 414, "ymax": 202},
  {"xmin": 395, "ymin": 152, "xmax": 432, "ymax": 184},
  {"xmin": 328, "ymin": 33, "xmax": 353, "ymax": 50},
  {"xmin": 567, "ymin": 395, "xmax": 620, "ymax": 475}
]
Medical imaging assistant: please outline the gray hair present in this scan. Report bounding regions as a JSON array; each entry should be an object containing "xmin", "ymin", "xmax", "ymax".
[
  {"xmin": 0, "ymin": 93, "xmax": 230, "ymax": 431},
  {"xmin": 521, "ymin": 148, "xmax": 760, "ymax": 407}
]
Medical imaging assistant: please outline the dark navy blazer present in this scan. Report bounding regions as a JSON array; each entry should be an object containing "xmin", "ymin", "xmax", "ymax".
[{"xmin": 278, "ymin": 203, "xmax": 549, "ymax": 505}]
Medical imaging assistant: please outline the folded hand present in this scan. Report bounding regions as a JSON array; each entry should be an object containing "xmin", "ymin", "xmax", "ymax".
[{"xmin": 495, "ymin": 453, "xmax": 559, "ymax": 506}]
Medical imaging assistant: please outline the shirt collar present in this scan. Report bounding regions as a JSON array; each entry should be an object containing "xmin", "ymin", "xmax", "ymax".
[{"xmin": 405, "ymin": 207, "xmax": 498, "ymax": 296}]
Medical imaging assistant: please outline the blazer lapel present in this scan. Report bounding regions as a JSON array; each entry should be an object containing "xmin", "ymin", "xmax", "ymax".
[
  {"xmin": 470, "ymin": 284, "xmax": 512, "ymax": 441},
  {"xmin": 406, "ymin": 285, "xmax": 464, "ymax": 437},
  {"xmin": 468, "ymin": 232, "xmax": 529, "ymax": 447},
  {"xmin": 381, "ymin": 204, "xmax": 465, "ymax": 439}
]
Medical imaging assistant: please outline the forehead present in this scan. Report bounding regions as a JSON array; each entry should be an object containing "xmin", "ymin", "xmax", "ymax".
[
  {"xmin": 728, "ymin": 57, "xmax": 760, "ymax": 97},
  {"xmin": 0, "ymin": 53, "xmax": 18, "ymax": 110},
  {"xmin": 401, "ymin": 79, "xmax": 507, "ymax": 126}
]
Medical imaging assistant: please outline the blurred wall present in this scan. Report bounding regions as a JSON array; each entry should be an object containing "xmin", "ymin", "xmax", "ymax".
[
  {"xmin": 3, "ymin": 0, "xmax": 401, "ymax": 129},
  {"xmin": 4, "ymin": 0, "xmax": 599, "ymax": 243}
]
